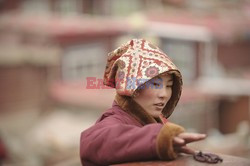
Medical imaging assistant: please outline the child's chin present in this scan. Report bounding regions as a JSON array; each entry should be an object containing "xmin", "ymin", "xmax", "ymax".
[{"xmin": 151, "ymin": 112, "xmax": 161, "ymax": 118}]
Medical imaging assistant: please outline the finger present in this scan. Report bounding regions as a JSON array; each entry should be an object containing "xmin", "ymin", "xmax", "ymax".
[
  {"xmin": 178, "ymin": 133, "xmax": 206, "ymax": 144},
  {"xmin": 179, "ymin": 146, "xmax": 195, "ymax": 155},
  {"xmin": 173, "ymin": 137, "xmax": 185, "ymax": 146},
  {"xmin": 179, "ymin": 133, "xmax": 206, "ymax": 139}
]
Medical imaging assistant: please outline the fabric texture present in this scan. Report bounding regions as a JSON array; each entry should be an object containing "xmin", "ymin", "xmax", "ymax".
[
  {"xmin": 103, "ymin": 39, "xmax": 182, "ymax": 118},
  {"xmin": 80, "ymin": 101, "xmax": 184, "ymax": 166},
  {"xmin": 80, "ymin": 101, "xmax": 162, "ymax": 166}
]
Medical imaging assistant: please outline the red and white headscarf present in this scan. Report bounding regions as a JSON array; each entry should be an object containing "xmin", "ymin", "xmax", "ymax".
[{"xmin": 103, "ymin": 39, "xmax": 182, "ymax": 118}]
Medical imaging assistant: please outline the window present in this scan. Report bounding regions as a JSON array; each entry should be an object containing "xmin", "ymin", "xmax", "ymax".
[
  {"xmin": 62, "ymin": 42, "xmax": 106, "ymax": 82},
  {"xmin": 161, "ymin": 38, "xmax": 196, "ymax": 83},
  {"xmin": 110, "ymin": 0, "xmax": 142, "ymax": 16},
  {"xmin": 21, "ymin": 0, "xmax": 50, "ymax": 15},
  {"xmin": 55, "ymin": 0, "xmax": 82, "ymax": 16}
]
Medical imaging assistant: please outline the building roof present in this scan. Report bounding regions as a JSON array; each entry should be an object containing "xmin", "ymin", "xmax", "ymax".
[
  {"xmin": 146, "ymin": 10, "xmax": 250, "ymax": 42},
  {"xmin": 0, "ymin": 13, "xmax": 129, "ymax": 42}
]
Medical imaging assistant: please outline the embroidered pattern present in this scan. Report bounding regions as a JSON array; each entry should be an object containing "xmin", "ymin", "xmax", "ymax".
[{"xmin": 102, "ymin": 39, "xmax": 182, "ymax": 118}]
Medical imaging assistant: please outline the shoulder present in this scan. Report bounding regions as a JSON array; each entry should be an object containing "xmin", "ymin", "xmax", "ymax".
[
  {"xmin": 96, "ymin": 104, "xmax": 141, "ymax": 126},
  {"xmin": 81, "ymin": 104, "xmax": 141, "ymax": 137}
]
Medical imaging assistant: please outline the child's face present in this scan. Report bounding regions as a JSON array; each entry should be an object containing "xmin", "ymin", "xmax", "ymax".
[{"xmin": 133, "ymin": 74, "xmax": 173, "ymax": 118}]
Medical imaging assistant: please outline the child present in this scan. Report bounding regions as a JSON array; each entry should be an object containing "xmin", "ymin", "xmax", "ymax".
[{"xmin": 80, "ymin": 39, "xmax": 206, "ymax": 166}]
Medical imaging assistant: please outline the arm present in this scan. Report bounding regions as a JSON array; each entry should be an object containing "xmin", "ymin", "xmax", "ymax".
[
  {"xmin": 80, "ymin": 116, "xmax": 186, "ymax": 165},
  {"xmin": 80, "ymin": 117, "xmax": 162, "ymax": 165}
]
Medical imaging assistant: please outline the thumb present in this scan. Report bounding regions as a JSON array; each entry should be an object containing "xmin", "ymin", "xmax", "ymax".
[{"xmin": 173, "ymin": 137, "xmax": 185, "ymax": 145}]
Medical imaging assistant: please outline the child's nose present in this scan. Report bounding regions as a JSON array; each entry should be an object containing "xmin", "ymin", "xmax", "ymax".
[{"xmin": 158, "ymin": 87, "xmax": 168, "ymax": 98}]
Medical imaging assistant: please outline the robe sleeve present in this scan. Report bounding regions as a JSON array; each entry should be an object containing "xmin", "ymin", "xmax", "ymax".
[{"xmin": 80, "ymin": 115, "xmax": 184, "ymax": 165}]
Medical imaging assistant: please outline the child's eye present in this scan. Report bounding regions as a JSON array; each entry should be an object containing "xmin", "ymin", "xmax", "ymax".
[
  {"xmin": 166, "ymin": 85, "xmax": 173, "ymax": 88},
  {"xmin": 153, "ymin": 83, "xmax": 160, "ymax": 86}
]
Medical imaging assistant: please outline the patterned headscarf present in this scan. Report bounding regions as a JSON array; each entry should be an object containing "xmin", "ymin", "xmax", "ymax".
[{"xmin": 103, "ymin": 39, "xmax": 182, "ymax": 118}]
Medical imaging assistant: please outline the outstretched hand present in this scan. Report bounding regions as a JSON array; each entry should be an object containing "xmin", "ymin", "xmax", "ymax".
[{"xmin": 173, "ymin": 133, "xmax": 206, "ymax": 155}]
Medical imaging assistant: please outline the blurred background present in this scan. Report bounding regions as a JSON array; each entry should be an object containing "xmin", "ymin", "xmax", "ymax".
[{"xmin": 0, "ymin": 0, "xmax": 250, "ymax": 165}]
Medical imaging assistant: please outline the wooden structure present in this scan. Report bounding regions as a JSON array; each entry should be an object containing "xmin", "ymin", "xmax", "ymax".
[{"xmin": 113, "ymin": 154, "xmax": 250, "ymax": 166}]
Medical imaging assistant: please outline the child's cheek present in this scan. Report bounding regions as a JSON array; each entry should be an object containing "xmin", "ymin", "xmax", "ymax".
[{"xmin": 141, "ymin": 89, "xmax": 156, "ymax": 101}]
